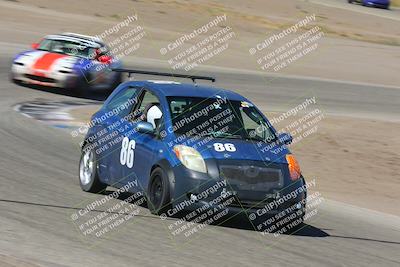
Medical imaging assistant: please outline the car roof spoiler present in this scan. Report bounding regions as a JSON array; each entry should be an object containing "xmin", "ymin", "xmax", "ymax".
[{"xmin": 111, "ymin": 68, "xmax": 216, "ymax": 83}]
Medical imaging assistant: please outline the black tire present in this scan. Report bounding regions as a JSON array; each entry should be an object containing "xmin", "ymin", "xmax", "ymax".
[
  {"xmin": 10, "ymin": 72, "xmax": 22, "ymax": 85},
  {"xmin": 72, "ymin": 74, "xmax": 92, "ymax": 97},
  {"xmin": 79, "ymin": 145, "xmax": 107, "ymax": 193},
  {"xmin": 147, "ymin": 167, "xmax": 171, "ymax": 215},
  {"xmin": 110, "ymin": 72, "xmax": 122, "ymax": 91}
]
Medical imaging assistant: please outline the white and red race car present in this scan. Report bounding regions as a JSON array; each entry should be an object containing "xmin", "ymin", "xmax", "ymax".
[{"xmin": 11, "ymin": 33, "xmax": 122, "ymax": 93}]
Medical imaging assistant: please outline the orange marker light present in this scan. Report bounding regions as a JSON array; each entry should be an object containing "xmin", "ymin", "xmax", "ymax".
[
  {"xmin": 286, "ymin": 154, "xmax": 301, "ymax": 181},
  {"xmin": 173, "ymin": 147, "xmax": 181, "ymax": 158}
]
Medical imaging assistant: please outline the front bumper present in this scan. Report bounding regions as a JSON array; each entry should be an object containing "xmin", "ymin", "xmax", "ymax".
[
  {"xmin": 168, "ymin": 160, "xmax": 307, "ymax": 217},
  {"xmin": 11, "ymin": 63, "xmax": 78, "ymax": 88}
]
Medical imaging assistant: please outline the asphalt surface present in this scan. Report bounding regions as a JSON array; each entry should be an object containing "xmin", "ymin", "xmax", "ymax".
[{"xmin": 1, "ymin": 51, "xmax": 400, "ymax": 266}]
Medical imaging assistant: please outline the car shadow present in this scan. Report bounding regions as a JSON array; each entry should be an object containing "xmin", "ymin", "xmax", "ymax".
[
  {"xmin": 215, "ymin": 212, "xmax": 330, "ymax": 237},
  {"xmin": 105, "ymin": 190, "xmax": 329, "ymax": 237},
  {"xmin": 113, "ymin": 196, "xmax": 323, "ymax": 237}
]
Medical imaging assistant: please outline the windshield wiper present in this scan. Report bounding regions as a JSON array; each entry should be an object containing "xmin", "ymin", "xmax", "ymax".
[
  {"xmin": 201, "ymin": 132, "xmax": 242, "ymax": 139},
  {"xmin": 245, "ymin": 137, "xmax": 264, "ymax": 142},
  {"xmin": 245, "ymin": 136, "xmax": 277, "ymax": 143}
]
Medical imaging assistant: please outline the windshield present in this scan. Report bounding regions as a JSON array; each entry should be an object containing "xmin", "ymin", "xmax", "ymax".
[
  {"xmin": 37, "ymin": 38, "xmax": 96, "ymax": 58},
  {"xmin": 167, "ymin": 96, "xmax": 276, "ymax": 142}
]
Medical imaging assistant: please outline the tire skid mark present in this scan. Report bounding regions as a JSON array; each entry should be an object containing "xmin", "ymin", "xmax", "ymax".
[{"xmin": 13, "ymin": 98, "xmax": 100, "ymax": 130}]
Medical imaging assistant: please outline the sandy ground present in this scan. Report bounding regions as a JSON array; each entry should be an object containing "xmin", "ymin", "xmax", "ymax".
[
  {"xmin": 0, "ymin": 0, "xmax": 400, "ymax": 87},
  {"xmin": 278, "ymin": 114, "xmax": 400, "ymax": 217}
]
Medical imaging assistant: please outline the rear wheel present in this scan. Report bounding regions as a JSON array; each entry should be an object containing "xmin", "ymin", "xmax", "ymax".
[
  {"xmin": 147, "ymin": 167, "xmax": 171, "ymax": 215},
  {"xmin": 110, "ymin": 72, "xmax": 122, "ymax": 91},
  {"xmin": 79, "ymin": 145, "xmax": 107, "ymax": 193},
  {"xmin": 72, "ymin": 74, "xmax": 92, "ymax": 97},
  {"xmin": 105, "ymin": 72, "xmax": 122, "ymax": 96}
]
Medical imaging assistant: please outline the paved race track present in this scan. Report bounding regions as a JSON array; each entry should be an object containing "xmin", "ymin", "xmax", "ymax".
[{"xmin": 0, "ymin": 53, "xmax": 399, "ymax": 266}]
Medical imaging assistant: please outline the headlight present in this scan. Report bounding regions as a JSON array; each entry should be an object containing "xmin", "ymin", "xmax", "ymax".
[
  {"xmin": 286, "ymin": 154, "xmax": 301, "ymax": 181},
  {"xmin": 173, "ymin": 145, "xmax": 207, "ymax": 173}
]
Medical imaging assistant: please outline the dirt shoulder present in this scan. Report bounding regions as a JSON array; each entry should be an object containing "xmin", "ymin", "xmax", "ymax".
[{"xmin": 283, "ymin": 114, "xmax": 400, "ymax": 217}]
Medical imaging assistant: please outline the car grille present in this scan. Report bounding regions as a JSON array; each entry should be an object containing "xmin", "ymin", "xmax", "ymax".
[
  {"xmin": 219, "ymin": 163, "xmax": 284, "ymax": 192},
  {"xmin": 25, "ymin": 74, "xmax": 55, "ymax": 83},
  {"xmin": 218, "ymin": 160, "xmax": 286, "ymax": 204},
  {"xmin": 221, "ymin": 165, "xmax": 281, "ymax": 183}
]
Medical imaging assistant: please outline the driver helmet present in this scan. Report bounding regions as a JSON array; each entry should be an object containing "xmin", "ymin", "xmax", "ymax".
[{"xmin": 146, "ymin": 105, "xmax": 162, "ymax": 128}]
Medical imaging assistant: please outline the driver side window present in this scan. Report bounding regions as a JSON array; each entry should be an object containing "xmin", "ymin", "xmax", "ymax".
[
  {"xmin": 132, "ymin": 90, "xmax": 163, "ymax": 131},
  {"xmin": 138, "ymin": 91, "xmax": 159, "ymax": 114}
]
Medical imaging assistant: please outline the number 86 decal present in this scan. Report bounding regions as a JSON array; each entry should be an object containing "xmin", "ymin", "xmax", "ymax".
[
  {"xmin": 213, "ymin": 143, "xmax": 236, "ymax": 152},
  {"xmin": 120, "ymin": 137, "xmax": 136, "ymax": 168}
]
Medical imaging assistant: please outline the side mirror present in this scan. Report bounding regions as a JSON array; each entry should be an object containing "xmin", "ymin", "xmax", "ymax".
[
  {"xmin": 135, "ymin": 121, "xmax": 155, "ymax": 134},
  {"xmin": 278, "ymin": 132, "xmax": 293, "ymax": 145},
  {"xmin": 31, "ymin": 43, "xmax": 39, "ymax": 49}
]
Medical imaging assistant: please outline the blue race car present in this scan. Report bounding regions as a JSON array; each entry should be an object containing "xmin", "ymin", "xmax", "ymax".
[
  {"xmin": 79, "ymin": 69, "xmax": 307, "ymax": 223},
  {"xmin": 11, "ymin": 33, "xmax": 123, "ymax": 94},
  {"xmin": 348, "ymin": 0, "xmax": 390, "ymax": 9}
]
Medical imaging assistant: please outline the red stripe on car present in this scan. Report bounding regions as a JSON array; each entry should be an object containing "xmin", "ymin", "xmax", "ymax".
[{"xmin": 32, "ymin": 53, "xmax": 67, "ymax": 75}]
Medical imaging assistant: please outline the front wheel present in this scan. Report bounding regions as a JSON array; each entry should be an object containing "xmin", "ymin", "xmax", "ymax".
[
  {"xmin": 10, "ymin": 71, "xmax": 22, "ymax": 85},
  {"xmin": 147, "ymin": 167, "xmax": 171, "ymax": 215},
  {"xmin": 79, "ymin": 145, "xmax": 107, "ymax": 193}
]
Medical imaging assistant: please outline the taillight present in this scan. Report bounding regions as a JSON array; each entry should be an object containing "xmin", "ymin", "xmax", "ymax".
[{"xmin": 286, "ymin": 154, "xmax": 301, "ymax": 181}]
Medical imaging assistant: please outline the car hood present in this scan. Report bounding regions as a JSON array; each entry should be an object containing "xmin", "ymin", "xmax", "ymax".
[
  {"xmin": 14, "ymin": 50, "xmax": 81, "ymax": 71},
  {"xmin": 174, "ymin": 137, "xmax": 290, "ymax": 164}
]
